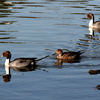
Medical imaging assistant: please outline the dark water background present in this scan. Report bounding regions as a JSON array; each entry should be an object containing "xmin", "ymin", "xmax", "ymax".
[{"xmin": 0, "ymin": 0, "xmax": 100, "ymax": 100}]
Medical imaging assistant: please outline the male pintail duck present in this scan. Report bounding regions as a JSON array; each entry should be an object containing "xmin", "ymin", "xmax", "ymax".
[
  {"xmin": 87, "ymin": 13, "xmax": 100, "ymax": 28},
  {"xmin": 54, "ymin": 49, "xmax": 84, "ymax": 59},
  {"xmin": 1, "ymin": 51, "xmax": 37, "ymax": 67}
]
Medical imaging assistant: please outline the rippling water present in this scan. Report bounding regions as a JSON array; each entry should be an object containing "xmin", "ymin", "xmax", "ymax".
[{"xmin": 0, "ymin": 0, "xmax": 100, "ymax": 100}]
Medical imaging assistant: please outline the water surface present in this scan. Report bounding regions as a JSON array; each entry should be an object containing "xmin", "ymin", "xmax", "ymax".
[{"xmin": 0, "ymin": 0, "xmax": 100, "ymax": 100}]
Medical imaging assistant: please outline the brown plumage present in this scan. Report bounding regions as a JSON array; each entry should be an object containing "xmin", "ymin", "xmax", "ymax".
[{"xmin": 55, "ymin": 49, "xmax": 84, "ymax": 60}]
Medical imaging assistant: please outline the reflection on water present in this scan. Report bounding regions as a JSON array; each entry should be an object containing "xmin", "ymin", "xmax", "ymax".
[
  {"xmin": 11, "ymin": 65, "xmax": 36, "ymax": 72},
  {"xmin": 0, "ymin": 0, "xmax": 98, "ymax": 47},
  {"xmin": 55, "ymin": 58, "xmax": 81, "ymax": 66},
  {"xmin": 3, "ymin": 74, "xmax": 11, "ymax": 82},
  {"xmin": 2, "ymin": 65, "xmax": 11, "ymax": 82},
  {"xmin": 88, "ymin": 27, "xmax": 94, "ymax": 36},
  {"xmin": 77, "ymin": 26, "xmax": 100, "ymax": 51},
  {"xmin": 92, "ymin": 27, "xmax": 100, "ymax": 33},
  {"xmin": 0, "ymin": 0, "xmax": 100, "ymax": 66},
  {"xmin": 2, "ymin": 63, "xmax": 49, "ymax": 82},
  {"xmin": 0, "ymin": 0, "xmax": 100, "ymax": 99},
  {"xmin": 0, "ymin": 0, "xmax": 100, "ymax": 64},
  {"xmin": 2, "ymin": 65, "xmax": 36, "ymax": 82}
]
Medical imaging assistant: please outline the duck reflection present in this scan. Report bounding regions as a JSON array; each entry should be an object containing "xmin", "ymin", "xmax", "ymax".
[
  {"xmin": 2, "ymin": 65, "xmax": 36, "ymax": 82},
  {"xmin": 86, "ymin": 27, "xmax": 100, "ymax": 40},
  {"xmin": 55, "ymin": 58, "xmax": 81, "ymax": 66},
  {"xmin": 92, "ymin": 27, "xmax": 100, "ymax": 33},
  {"xmin": 3, "ymin": 74, "xmax": 11, "ymax": 82},
  {"xmin": 11, "ymin": 65, "xmax": 36, "ymax": 72},
  {"xmin": 77, "ymin": 27, "xmax": 100, "ymax": 48},
  {"xmin": 2, "ymin": 65, "xmax": 11, "ymax": 82},
  {"xmin": 88, "ymin": 27, "xmax": 94, "ymax": 37}
]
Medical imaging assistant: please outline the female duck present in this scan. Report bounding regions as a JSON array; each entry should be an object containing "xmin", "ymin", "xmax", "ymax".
[
  {"xmin": 87, "ymin": 13, "xmax": 100, "ymax": 28},
  {"xmin": 54, "ymin": 49, "xmax": 84, "ymax": 60},
  {"xmin": 1, "ymin": 51, "xmax": 37, "ymax": 67}
]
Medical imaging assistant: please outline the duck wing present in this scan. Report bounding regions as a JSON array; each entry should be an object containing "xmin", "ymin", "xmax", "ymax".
[
  {"xmin": 94, "ymin": 21, "xmax": 100, "ymax": 27},
  {"xmin": 63, "ymin": 51, "xmax": 84, "ymax": 59},
  {"xmin": 10, "ymin": 58, "xmax": 37, "ymax": 67}
]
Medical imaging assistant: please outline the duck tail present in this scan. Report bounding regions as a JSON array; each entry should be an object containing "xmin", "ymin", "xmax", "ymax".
[
  {"xmin": 35, "ymin": 55, "xmax": 49, "ymax": 62},
  {"xmin": 78, "ymin": 51, "xmax": 84, "ymax": 55}
]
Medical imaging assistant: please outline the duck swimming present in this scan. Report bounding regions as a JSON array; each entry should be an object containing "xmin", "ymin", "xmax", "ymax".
[
  {"xmin": 87, "ymin": 13, "xmax": 100, "ymax": 28},
  {"xmin": 1, "ymin": 51, "xmax": 37, "ymax": 67},
  {"xmin": 54, "ymin": 49, "xmax": 84, "ymax": 60}
]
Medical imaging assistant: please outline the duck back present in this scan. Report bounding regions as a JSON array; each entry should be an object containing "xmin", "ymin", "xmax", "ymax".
[
  {"xmin": 62, "ymin": 51, "xmax": 83, "ymax": 59},
  {"xmin": 10, "ymin": 58, "xmax": 37, "ymax": 67},
  {"xmin": 93, "ymin": 21, "xmax": 100, "ymax": 28}
]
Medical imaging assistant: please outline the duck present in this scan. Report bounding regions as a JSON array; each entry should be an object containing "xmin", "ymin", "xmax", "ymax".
[
  {"xmin": 54, "ymin": 49, "xmax": 84, "ymax": 60},
  {"xmin": 87, "ymin": 13, "xmax": 100, "ymax": 28},
  {"xmin": 1, "ymin": 51, "xmax": 37, "ymax": 68}
]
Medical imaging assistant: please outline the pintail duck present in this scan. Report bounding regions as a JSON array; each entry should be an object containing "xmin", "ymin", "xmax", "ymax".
[
  {"xmin": 1, "ymin": 51, "xmax": 37, "ymax": 67},
  {"xmin": 87, "ymin": 13, "xmax": 100, "ymax": 28},
  {"xmin": 54, "ymin": 49, "xmax": 84, "ymax": 60}
]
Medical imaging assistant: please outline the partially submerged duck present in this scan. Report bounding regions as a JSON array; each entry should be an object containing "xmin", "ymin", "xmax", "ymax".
[{"xmin": 54, "ymin": 49, "xmax": 84, "ymax": 60}]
